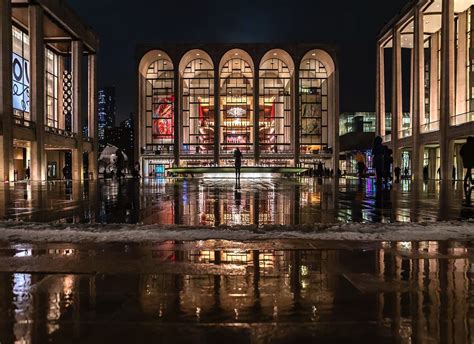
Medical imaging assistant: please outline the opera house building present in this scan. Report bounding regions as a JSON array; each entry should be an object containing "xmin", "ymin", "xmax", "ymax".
[{"xmin": 136, "ymin": 44, "xmax": 339, "ymax": 176}]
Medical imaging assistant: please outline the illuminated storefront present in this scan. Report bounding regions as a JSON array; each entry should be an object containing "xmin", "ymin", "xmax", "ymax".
[
  {"xmin": 1, "ymin": 0, "xmax": 99, "ymax": 181},
  {"xmin": 137, "ymin": 45, "xmax": 339, "ymax": 175}
]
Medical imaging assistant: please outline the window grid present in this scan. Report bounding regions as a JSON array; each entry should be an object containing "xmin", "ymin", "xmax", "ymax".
[
  {"xmin": 259, "ymin": 58, "xmax": 292, "ymax": 155},
  {"xmin": 145, "ymin": 59, "xmax": 174, "ymax": 154},
  {"xmin": 12, "ymin": 26, "xmax": 30, "ymax": 121},
  {"xmin": 299, "ymin": 59, "xmax": 329, "ymax": 155},
  {"xmin": 220, "ymin": 58, "xmax": 254, "ymax": 155},
  {"xmin": 45, "ymin": 48, "xmax": 59, "ymax": 128},
  {"xmin": 182, "ymin": 58, "xmax": 214, "ymax": 156}
]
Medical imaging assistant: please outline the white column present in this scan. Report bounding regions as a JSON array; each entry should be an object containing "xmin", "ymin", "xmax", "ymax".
[
  {"xmin": 376, "ymin": 42, "xmax": 386, "ymax": 137},
  {"xmin": 29, "ymin": 4, "xmax": 46, "ymax": 181},
  {"xmin": 0, "ymin": 0, "xmax": 14, "ymax": 181},
  {"xmin": 88, "ymin": 54, "xmax": 98, "ymax": 179},
  {"xmin": 456, "ymin": 11, "xmax": 468, "ymax": 116},
  {"xmin": 72, "ymin": 40, "xmax": 83, "ymax": 180},
  {"xmin": 392, "ymin": 27, "xmax": 402, "ymax": 168},
  {"xmin": 412, "ymin": 6, "xmax": 424, "ymax": 180},
  {"xmin": 440, "ymin": 0, "xmax": 455, "ymax": 181}
]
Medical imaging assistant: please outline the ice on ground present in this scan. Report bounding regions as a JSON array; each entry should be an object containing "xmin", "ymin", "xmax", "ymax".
[{"xmin": 0, "ymin": 220, "xmax": 473, "ymax": 242}]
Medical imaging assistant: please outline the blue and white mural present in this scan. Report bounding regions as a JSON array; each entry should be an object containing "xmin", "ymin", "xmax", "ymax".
[{"xmin": 12, "ymin": 52, "xmax": 30, "ymax": 113}]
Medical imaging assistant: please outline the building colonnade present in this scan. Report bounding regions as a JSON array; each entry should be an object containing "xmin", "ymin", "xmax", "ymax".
[
  {"xmin": 376, "ymin": 0, "xmax": 474, "ymax": 181},
  {"xmin": 0, "ymin": 0, "xmax": 99, "ymax": 181}
]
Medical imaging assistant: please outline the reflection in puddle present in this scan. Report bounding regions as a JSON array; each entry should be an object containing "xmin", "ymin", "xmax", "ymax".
[
  {"xmin": 0, "ymin": 240, "xmax": 472, "ymax": 343},
  {"xmin": 0, "ymin": 178, "xmax": 472, "ymax": 225}
]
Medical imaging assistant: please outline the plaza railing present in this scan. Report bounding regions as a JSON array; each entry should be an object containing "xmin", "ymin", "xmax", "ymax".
[
  {"xmin": 13, "ymin": 117, "xmax": 35, "ymax": 129},
  {"xmin": 44, "ymin": 126, "xmax": 77, "ymax": 138},
  {"xmin": 399, "ymin": 127, "xmax": 412, "ymax": 138},
  {"xmin": 451, "ymin": 111, "xmax": 474, "ymax": 126},
  {"xmin": 420, "ymin": 120, "xmax": 440, "ymax": 133}
]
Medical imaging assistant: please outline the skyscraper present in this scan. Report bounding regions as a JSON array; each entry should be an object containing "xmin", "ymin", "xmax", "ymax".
[{"xmin": 98, "ymin": 87, "xmax": 116, "ymax": 150}]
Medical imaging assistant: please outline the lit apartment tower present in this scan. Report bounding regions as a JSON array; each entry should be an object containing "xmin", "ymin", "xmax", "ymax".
[{"xmin": 98, "ymin": 87, "xmax": 116, "ymax": 150}]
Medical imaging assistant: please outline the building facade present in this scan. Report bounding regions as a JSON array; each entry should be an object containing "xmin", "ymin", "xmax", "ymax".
[
  {"xmin": 0, "ymin": 0, "xmax": 99, "ymax": 181},
  {"xmin": 136, "ymin": 44, "xmax": 339, "ymax": 177},
  {"xmin": 98, "ymin": 87, "xmax": 116, "ymax": 151},
  {"xmin": 376, "ymin": 0, "xmax": 474, "ymax": 181}
]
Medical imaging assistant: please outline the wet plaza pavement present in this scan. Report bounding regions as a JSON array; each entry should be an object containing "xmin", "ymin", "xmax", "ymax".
[
  {"xmin": 0, "ymin": 239, "xmax": 473, "ymax": 343},
  {"xmin": 0, "ymin": 177, "xmax": 473, "ymax": 343},
  {"xmin": 0, "ymin": 177, "xmax": 472, "ymax": 225}
]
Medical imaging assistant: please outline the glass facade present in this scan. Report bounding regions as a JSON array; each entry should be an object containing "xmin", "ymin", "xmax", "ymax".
[
  {"xmin": 299, "ymin": 58, "xmax": 329, "ymax": 155},
  {"xmin": 45, "ymin": 49, "xmax": 59, "ymax": 128},
  {"xmin": 219, "ymin": 57, "xmax": 254, "ymax": 156},
  {"xmin": 139, "ymin": 48, "xmax": 337, "ymax": 169},
  {"xmin": 145, "ymin": 59, "xmax": 174, "ymax": 155},
  {"xmin": 259, "ymin": 58, "xmax": 292, "ymax": 155},
  {"xmin": 181, "ymin": 58, "xmax": 214, "ymax": 156},
  {"xmin": 12, "ymin": 26, "xmax": 30, "ymax": 121}
]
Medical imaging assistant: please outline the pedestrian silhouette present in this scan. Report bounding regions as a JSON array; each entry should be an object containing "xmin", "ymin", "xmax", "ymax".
[
  {"xmin": 234, "ymin": 148, "xmax": 243, "ymax": 187},
  {"xmin": 460, "ymin": 136, "xmax": 474, "ymax": 187}
]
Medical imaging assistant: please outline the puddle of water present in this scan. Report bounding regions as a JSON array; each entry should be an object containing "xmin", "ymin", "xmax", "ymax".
[
  {"xmin": 0, "ymin": 239, "xmax": 472, "ymax": 343},
  {"xmin": 0, "ymin": 178, "xmax": 472, "ymax": 225}
]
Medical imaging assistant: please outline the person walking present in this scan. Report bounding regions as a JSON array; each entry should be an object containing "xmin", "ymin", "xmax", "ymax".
[
  {"xmin": 460, "ymin": 136, "xmax": 474, "ymax": 187},
  {"xmin": 372, "ymin": 136, "xmax": 384, "ymax": 185},
  {"xmin": 355, "ymin": 151, "xmax": 366, "ymax": 179},
  {"xmin": 234, "ymin": 148, "xmax": 243, "ymax": 187},
  {"xmin": 383, "ymin": 146, "xmax": 393, "ymax": 186},
  {"xmin": 25, "ymin": 166, "xmax": 30, "ymax": 180},
  {"xmin": 394, "ymin": 166, "xmax": 401, "ymax": 183}
]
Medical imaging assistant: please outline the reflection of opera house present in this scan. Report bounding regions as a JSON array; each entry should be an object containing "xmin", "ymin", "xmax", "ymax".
[{"xmin": 136, "ymin": 44, "xmax": 339, "ymax": 176}]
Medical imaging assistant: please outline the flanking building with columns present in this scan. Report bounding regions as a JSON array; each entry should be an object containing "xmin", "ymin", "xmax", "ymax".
[
  {"xmin": 0, "ymin": 0, "xmax": 98, "ymax": 181},
  {"xmin": 136, "ymin": 44, "xmax": 339, "ymax": 176},
  {"xmin": 376, "ymin": 0, "xmax": 474, "ymax": 181}
]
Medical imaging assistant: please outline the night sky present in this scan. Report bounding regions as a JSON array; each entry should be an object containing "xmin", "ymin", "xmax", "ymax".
[{"xmin": 68, "ymin": 0, "xmax": 409, "ymax": 122}]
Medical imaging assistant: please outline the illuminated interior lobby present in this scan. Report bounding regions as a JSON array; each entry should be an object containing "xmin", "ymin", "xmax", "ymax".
[
  {"xmin": 0, "ymin": 0, "xmax": 98, "ymax": 181},
  {"xmin": 136, "ymin": 44, "xmax": 339, "ymax": 176},
  {"xmin": 377, "ymin": 0, "xmax": 474, "ymax": 181}
]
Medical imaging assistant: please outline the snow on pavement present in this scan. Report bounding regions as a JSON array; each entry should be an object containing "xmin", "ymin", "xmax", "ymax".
[{"xmin": 0, "ymin": 220, "xmax": 473, "ymax": 242}]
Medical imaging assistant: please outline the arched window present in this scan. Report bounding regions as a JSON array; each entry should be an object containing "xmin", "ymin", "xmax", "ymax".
[
  {"xmin": 181, "ymin": 55, "xmax": 214, "ymax": 156},
  {"xmin": 145, "ymin": 59, "xmax": 174, "ymax": 154},
  {"xmin": 299, "ymin": 58, "xmax": 329, "ymax": 156},
  {"xmin": 220, "ymin": 52, "xmax": 254, "ymax": 158},
  {"xmin": 259, "ymin": 56, "xmax": 293, "ymax": 156}
]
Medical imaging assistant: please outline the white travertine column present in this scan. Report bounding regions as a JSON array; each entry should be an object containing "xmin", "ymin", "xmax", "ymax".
[
  {"xmin": 294, "ymin": 65, "xmax": 300, "ymax": 166},
  {"xmin": 430, "ymin": 32, "xmax": 439, "ymax": 123},
  {"xmin": 0, "ymin": 0, "xmax": 14, "ymax": 181},
  {"xmin": 412, "ymin": 6, "xmax": 424, "ymax": 180},
  {"xmin": 29, "ymin": 4, "xmax": 46, "ymax": 181},
  {"xmin": 456, "ymin": 11, "xmax": 468, "ymax": 117},
  {"xmin": 440, "ymin": 0, "xmax": 455, "ymax": 181},
  {"xmin": 72, "ymin": 40, "xmax": 83, "ymax": 180},
  {"xmin": 173, "ymin": 68, "xmax": 179, "ymax": 166},
  {"xmin": 213, "ymin": 63, "xmax": 220, "ymax": 165},
  {"xmin": 392, "ymin": 27, "xmax": 402, "ymax": 168},
  {"xmin": 376, "ymin": 42, "xmax": 386, "ymax": 137},
  {"xmin": 253, "ymin": 64, "xmax": 259, "ymax": 165},
  {"xmin": 88, "ymin": 54, "xmax": 98, "ymax": 179}
]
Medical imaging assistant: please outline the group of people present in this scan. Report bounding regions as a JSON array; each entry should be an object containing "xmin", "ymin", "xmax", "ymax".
[{"xmin": 372, "ymin": 136, "xmax": 394, "ymax": 186}]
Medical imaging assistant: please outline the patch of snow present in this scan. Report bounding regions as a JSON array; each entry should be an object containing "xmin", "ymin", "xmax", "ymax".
[{"xmin": 0, "ymin": 220, "xmax": 473, "ymax": 243}]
